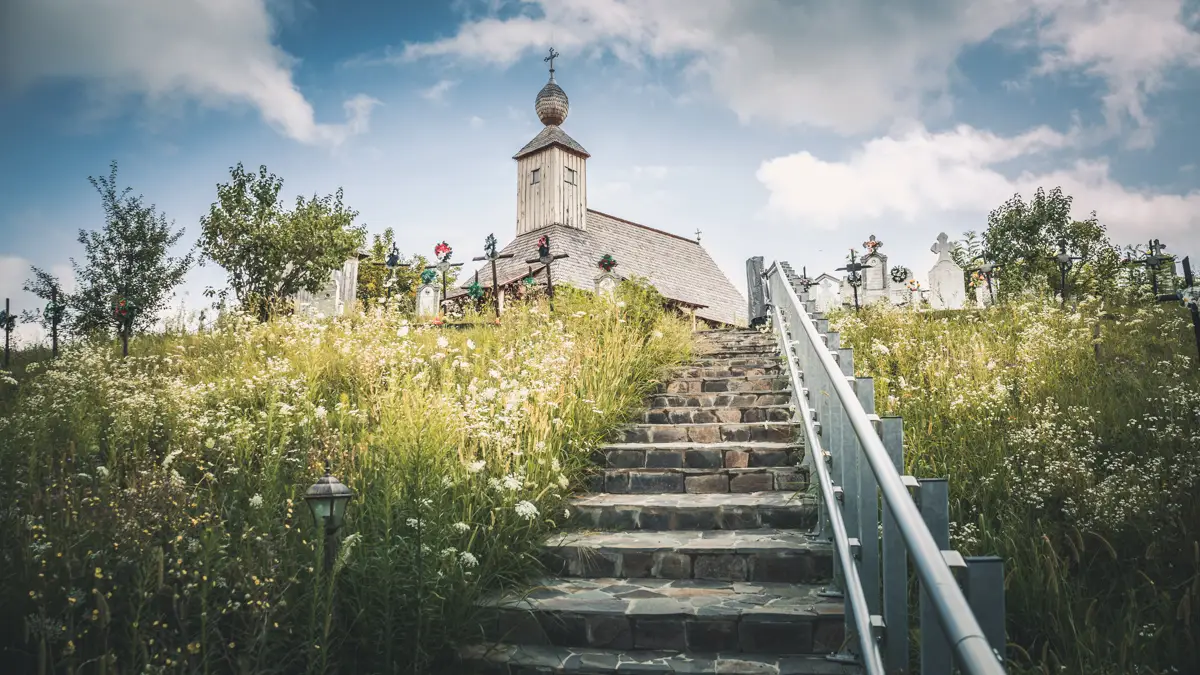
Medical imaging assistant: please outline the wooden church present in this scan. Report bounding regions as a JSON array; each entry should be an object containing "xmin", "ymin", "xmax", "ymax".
[{"xmin": 450, "ymin": 51, "xmax": 746, "ymax": 327}]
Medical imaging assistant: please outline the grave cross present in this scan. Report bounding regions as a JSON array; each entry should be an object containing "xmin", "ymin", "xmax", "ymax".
[
  {"xmin": 863, "ymin": 234, "xmax": 883, "ymax": 255},
  {"xmin": 836, "ymin": 248, "xmax": 865, "ymax": 311},
  {"xmin": 1054, "ymin": 238, "xmax": 1082, "ymax": 304},
  {"xmin": 525, "ymin": 235, "xmax": 569, "ymax": 311},
  {"xmin": 967, "ymin": 259, "xmax": 998, "ymax": 304},
  {"xmin": 112, "ymin": 296, "xmax": 135, "ymax": 357},
  {"xmin": 795, "ymin": 266, "xmax": 815, "ymax": 294},
  {"xmin": 46, "ymin": 287, "xmax": 65, "ymax": 358},
  {"xmin": 1124, "ymin": 238, "xmax": 1171, "ymax": 296},
  {"xmin": 472, "ymin": 233, "xmax": 515, "ymax": 318},
  {"xmin": 1, "ymin": 298, "xmax": 15, "ymax": 369},
  {"xmin": 1156, "ymin": 256, "xmax": 1200, "ymax": 365},
  {"xmin": 431, "ymin": 242, "xmax": 464, "ymax": 312}
]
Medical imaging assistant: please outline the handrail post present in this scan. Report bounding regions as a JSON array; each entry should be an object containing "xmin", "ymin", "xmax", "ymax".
[
  {"xmin": 918, "ymin": 478, "xmax": 953, "ymax": 674},
  {"xmin": 881, "ymin": 416, "xmax": 910, "ymax": 674},
  {"xmin": 965, "ymin": 557, "xmax": 1006, "ymax": 662}
]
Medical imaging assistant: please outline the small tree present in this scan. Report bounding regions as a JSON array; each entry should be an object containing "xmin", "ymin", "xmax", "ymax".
[
  {"xmin": 21, "ymin": 267, "xmax": 70, "ymax": 357},
  {"xmin": 71, "ymin": 162, "xmax": 195, "ymax": 355},
  {"xmin": 199, "ymin": 163, "xmax": 366, "ymax": 321},
  {"xmin": 982, "ymin": 187, "xmax": 1113, "ymax": 300}
]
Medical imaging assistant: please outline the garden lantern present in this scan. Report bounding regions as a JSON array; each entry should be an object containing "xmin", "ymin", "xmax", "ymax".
[{"xmin": 305, "ymin": 467, "xmax": 354, "ymax": 572}]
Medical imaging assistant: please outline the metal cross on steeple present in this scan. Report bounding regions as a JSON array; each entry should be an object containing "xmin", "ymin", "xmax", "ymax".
[
  {"xmin": 545, "ymin": 47, "xmax": 560, "ymax": 79},
  {"xmin": 473, "ymin": 233, "xmax": 515, "ymax": 318}
]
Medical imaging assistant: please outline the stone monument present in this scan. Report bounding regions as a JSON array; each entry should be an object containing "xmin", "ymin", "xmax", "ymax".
[
  {"xmin": 594, "ymin": 272, "xmax": 619, "ymax": 300},
  {"xmin": 928, "ymin": 233, "xmax": 967, "ymax": 310},
  {"xmin": 416, "ymin": 284, "xmax": 441, "ymax": 318}
]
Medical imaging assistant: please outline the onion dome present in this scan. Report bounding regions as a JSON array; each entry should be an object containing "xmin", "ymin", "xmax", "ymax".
[{"xmin": 535, "ymin": 77, "xmax": 569, "ymax": 126}]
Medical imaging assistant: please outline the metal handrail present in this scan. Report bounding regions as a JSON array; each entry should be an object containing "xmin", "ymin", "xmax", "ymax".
[{"xmin": 764, "ymin": 262, "xmax": 1005, "ymax": 675}]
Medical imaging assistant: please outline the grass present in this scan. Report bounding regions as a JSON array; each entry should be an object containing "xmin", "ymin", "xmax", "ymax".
[
  {"xmin": 0, "ymin": 282, "xmax": 692, "ymax": 675},
  {"xmin": 828, "ymin": 291, "xmax": 1200, "ymax": 675}
]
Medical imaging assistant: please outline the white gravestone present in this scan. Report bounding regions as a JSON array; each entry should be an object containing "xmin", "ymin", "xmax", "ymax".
[
  {"xmin": 861, "ymin": 255, "xmax": 888, "ymax": 305},
  {"xmin": 813, "ymin": 277, "xmax": 842, "ymax": 314},
  {"xmin": 416, "ymin": 284, "xmax": 441, "ymax": 318},
  {"xmin": 594, "ymin": 272, "xmax": 619, "ymax": 300},
  {"xmin": 927, "ymin": 233, "xmax": 966, "ymax": 310}
]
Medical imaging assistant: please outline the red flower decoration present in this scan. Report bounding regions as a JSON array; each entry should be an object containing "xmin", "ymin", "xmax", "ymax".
[{"xmin": 434, "ymin": 241, "xmax": 452, "ymax": 262}]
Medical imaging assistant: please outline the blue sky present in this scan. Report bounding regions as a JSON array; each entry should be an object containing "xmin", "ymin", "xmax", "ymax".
[{"xmin": 2, "ymin": 0, "xmax": 1199, "ymax": 341}]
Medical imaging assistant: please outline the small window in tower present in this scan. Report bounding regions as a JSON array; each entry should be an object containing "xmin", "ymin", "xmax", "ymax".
[
  {"xmin": 531, "ymin": 168, "xmax": 540, "ymax": 185},
  {"xmin": 565, "ymin": 167, "xmax": 577, "ymax": 185}
]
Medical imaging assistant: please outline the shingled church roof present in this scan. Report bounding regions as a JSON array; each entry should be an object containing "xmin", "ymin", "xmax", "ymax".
[
  {"xmin": 513, "ymin": 125, "xmax": 590, "ymax": 159},
  {"xmin": 454, "ymin": 210, "xmax": 746, "ymax": 326}
]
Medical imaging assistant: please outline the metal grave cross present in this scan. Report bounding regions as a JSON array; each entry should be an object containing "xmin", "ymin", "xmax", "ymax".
[
  {"xmin": 836, "ymin": 248, "xmax": 866, "ymax": 311},
  {"xmin": 1125, "ymin": 238, "xmax": 1172, "ymax": 296},
  {"xmin": 1055, "ymin": 238, "xmax": 1082, "ymax": 304},
  {"xmin": 472, "ymin": 233, "xmax": 515, "ymax": 318},
  {"xmin": 46, "ymin": 287, "xmax": 66, "ymax": 358},
  {"xmin": 432, "ymin": 242, "xmax": 464, "ymax": 312},
  {"xmin": 1, "ymin": 298, "xmax": 15, "ymax": 368},
  {"xmin": 863, "ymin": 234, "xmax": 883, "ymax": 255},
  {"xmin": 1156, "ymin": 255, "xmax": 1200, "ymax": 364},
  {"xmin": 525, "ymin": 235, "xmax": 569, "ymax": 311},
  {"xmin": 795, "ymin": 266, "xmax": 816, "ymax": 294}
]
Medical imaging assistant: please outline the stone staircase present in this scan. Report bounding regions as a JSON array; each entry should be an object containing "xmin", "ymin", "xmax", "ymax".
[{"xmin": 462, "ymin": 329, "xmax": 854, "ymax": 674}]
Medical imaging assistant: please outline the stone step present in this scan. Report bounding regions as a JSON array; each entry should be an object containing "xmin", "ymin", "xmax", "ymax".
[
  {"xmin": 475, "ymin": 578, "xmax": 844, "ymax": 656},
  {"xmin": 643, "ymin": 406, "xmax": 792, "ymax": 424},
  {"xmin": 568, "ymin": 492, "xmax": 818, "ymax": 531},
  {"xmin": 658, "ymin": 376, "xmax": 791, "ymax": 394},
  {"xmin": 599, "ymin": 467, "xmax": 807, "ymax": 494},
  {"xmin": 597, "ymin": 442, "xmax": 803, "ymax": 470},
  {"xmin": 616, "ymin": 422, "xmax": 800, "ymax": 445},
  {"xmin": 692, "ymin": 349, "xmax": 784, "ymax": 361},
  {"xmin": 649, "ymin": 392, "xmax": 793, "ymax": 408},
  {"xmin": 542, "ymin": 529, "xmax": 833, "ymax": 584},
  {"xmin": 687, "ymin": 356, "xmax": 784, "ymax": 369},
  {"xmin": 673, "ymin": 364, "xmax": 783, "ymax": 378},
  {"xmin": 459, "ymin": 643, "xmax": 862, "ymax": 674},
  {"xmin": 695, "ymin": 339, "xmax": 779, "ymax": 350}
]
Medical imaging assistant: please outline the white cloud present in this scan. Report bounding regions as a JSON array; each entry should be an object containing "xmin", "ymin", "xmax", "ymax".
[
  {"xmin": 469, "ymin": 115, "xmax": 486, "ymax": 128},
  {"xmin": 396, "ymin": 0, "xmax": 1199, "ymax": 141},
  {"xmin": 633, "ymin": 165, "xmax": 669, "ymax": 179},
  {"xmin": 0, "ymin": 0, "xmax": 379, "ymax": 146},
  {"xmin": 756, "ymin": 123, "xmax": 1200, "ymax": 244},
  {"xmin": 420, "ymin": 79, "xmax": 460, "ymax": 102}
]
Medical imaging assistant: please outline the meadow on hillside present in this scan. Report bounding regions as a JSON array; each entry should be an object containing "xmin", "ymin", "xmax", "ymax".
[
  {"xmin": 830, "ymin": 294, "xmax": 1200, "ymax": 675},
  {"xmin": 0, "ymin": 285, "xmax": 691, "ymax": 675}
]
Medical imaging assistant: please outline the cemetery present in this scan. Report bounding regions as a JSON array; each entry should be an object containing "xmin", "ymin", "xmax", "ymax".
[{"xmin": 0, "ymin": 47, "xmax": 1198, "ymax": 675}]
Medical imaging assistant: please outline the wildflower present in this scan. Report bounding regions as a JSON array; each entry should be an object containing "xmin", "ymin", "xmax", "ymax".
[
  {"xmin": 515, "ymin": 501, "xmax": 539, "ymax": 520},
  {"xmin": 204, "ymin": 437, "xmax": 216, "ymax": 449},
  {"xmin": 557, "ymin": 475, "xmax": 569, "ymax": 489},
  {"xmin": 499, "ymin": 473, "xmax": 523, "ymax": 491},
  {"xmin": 249, "ymin": 494, "xmax": 263, "ymax": 509},
  {"xmin": 314, "ymin": 406, "xmax": 327, "ymax": 419},
  {"xmin": 653, "ymin": 330, "xmax": 663, "ymax": 339},
  {"xmin": 452, "ymin": 522, "xmax": 470, "ymax": 533},
  {"xmin": 459, "ymin": 551, "xmax": 479, "ymax": 567},
  {"xmin": 96, "ymin": 466, "xmax": 110, "ymax": 479},
  {"xmin": 616, "ymin": 301, "xmax": 626, "ymax": 308},
  {"xmin": 563, "ymin": 508, "xmax": 571, "ymax": 519},
  {"xmin": 437, "ymin": 336, "xmax": 449, "ymax": 349},
  {"xmin": 397, "ymin": 325, "xmax": 411, "ymax": 338},
  {"xmin": 467, "ymin": 460, "xmax": 486, "ymax": 474},
  {"xmin": 466, "ymin": 339, "xmax": 476, "ymax": 351}
]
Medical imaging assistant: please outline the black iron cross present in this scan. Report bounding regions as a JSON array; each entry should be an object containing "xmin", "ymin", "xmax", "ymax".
[
  {"xmin": 1156, "ymin": 256, "xmax": 1200, "ymax": 365},
  {"xmin": 472, "ymin": 233, "xmax": 515, "ymax": 318},
  {"xmin": 46, "ymin": 288, "xmax": 65, "ymax": 358},
  {"xmin": 436, "ymin": 258, "xmax": 464, "ymax": 312},
  {"xmin": 525, "ymin": 235, "xmax": 569, "ymax": 311},
  {"xmin": 1054, "ymin": 238, "xmax": 1082, "ymax": 305},
  {"xmin": 1, "ymin": 298, "xmax": 15, "ymax": 369},
  {"xmin": 545, "ymin": 47, "xmax": 559, "ymax": 77},
  {"xmin": 1125, "ymin": 238, "xmax": 1171, "ymax": 296},
  {"xmin": 795, "ymin": 266, "xmax": 816, "ymax": 294},
  {"xmin": 967, "ymin": 259, "xmax": 998, "ymax": 304},
  {"xmin": 837, "ymin": 249, "xmax": 865, "ymax": 311}
]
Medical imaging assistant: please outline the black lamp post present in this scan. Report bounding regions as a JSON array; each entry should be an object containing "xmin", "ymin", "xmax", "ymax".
[
  {"xmin": 1055, "ymin": 239, "xmax": 1081, "ymax": 305},
  {"xmin": 304, "ymin": 467, "xmax": 355, "ymax": 573}
]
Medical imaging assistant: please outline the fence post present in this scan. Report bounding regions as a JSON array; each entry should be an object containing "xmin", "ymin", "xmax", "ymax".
[
  {"xmin": 964, "ymin": 556, "xmax": 1006, "ymax": 665},
  {"xmin": 918, "ymin": 478, "xmax": 953, "ymax": 675},
  {"xmin": 747, "ymin": 257, "xmax": 767, "ymax": 328},
  {"xmin": 880, "ymin": 417, "xmax": 909, "ymax": 674}
]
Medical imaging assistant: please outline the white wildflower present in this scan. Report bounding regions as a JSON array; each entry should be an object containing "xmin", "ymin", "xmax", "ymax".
[
  {"xmin": 514, "ymin": 500, "xmax": 539, "ymax": 520},
  {"xmin": 467, "ymin": 460, "xmax": 486, "ymax": 474},
  {"xmin": 466, "ymin": 339, "xmax": 476, "ymax": 351},
  {"xmin": 314, "ymin": 406, "xmax": 327, "ymax": 419},
  {"xmin": 452, "ymin": 522, "xmax": 471, "ymax": 533},
  {"xmin": 459, "ymin": 551, "xmax": 479, "ymax": 567},
  {"xmin": 249, "ymin": 494, "xmax": 263, "ymax": 508},
  {"xmin": 397, "ymin": 325, "xmax": 411, "ymax": 338},
  {"xmin": 437, "ymin": 336, "xmax": 449, "ymax": 349}
]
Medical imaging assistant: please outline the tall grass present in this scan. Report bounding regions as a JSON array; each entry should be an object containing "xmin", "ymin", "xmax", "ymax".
[
  {"xmin": 829, "ymin": 292, "xmax": 1200, "ymax": 675},
  {"xmin": 0, "ymin": 283, "xmax": 691, "ymax": 674}
]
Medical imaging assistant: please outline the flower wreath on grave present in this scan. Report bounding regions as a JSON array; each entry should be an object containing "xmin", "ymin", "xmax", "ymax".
[
  {"xmin": 968, "ymin": 271, "xmax": 987, "ymax": 289},
  {"xmin": 598, "ymin": 254, "xmax": 617, "ymax": 272},
  {"xmin": 467, "ymin": 279, "xmax": 484, "ymax": 300},
  {"xmin": 434, "ymin": 241, "xmax": 452, "ymax": 263},
  {"xmin": 112, "ymin": 298, "xmax": 135, "ymax": 322},
  {"xmin": 420, "ymin": 268, "xmax": 437, "ymax": 285},
  {"xmin": 890, "ymin": 266, "xmax": 910, "ymax": 284},
  {"xmin": 906, "ymin": 279, "xmax": 921, "ymax": 292},
  {"xmin": 0, "ymin": 309, "xmax": 15, "ymax": 332}
]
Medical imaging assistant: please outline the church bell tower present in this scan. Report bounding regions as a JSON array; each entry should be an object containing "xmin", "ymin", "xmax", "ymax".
[{"xmin": 514, "ymin": 48, "xmax": 590, "ymax": 236}]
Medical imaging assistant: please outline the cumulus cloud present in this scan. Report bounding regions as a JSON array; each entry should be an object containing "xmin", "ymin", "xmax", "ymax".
[
  {"xmin": 420, "ymin": 79, "xmax": 460, "ymax": 102},
  {"xmin": 0, "ymin": 0, "xmax": 379, "ymax": 146},
  {"xmin": 756, "ymin": 123, "xmax": 1200, "ymax": 244},
  {"xmin": 393, "ymin": 0, "xmax": 1199, "ymax": 140}
]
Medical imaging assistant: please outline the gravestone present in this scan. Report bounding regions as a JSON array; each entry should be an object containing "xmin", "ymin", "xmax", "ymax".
[
  {"xmin": 974, "ymin": 278, "xmax": 998, "ymax": 308},
  {"xmin": 416, "ymin": 284, "xmax": 441, "ymax": 318},
  {"xmin": 928, "ymin": 233, "xmax": 966, "ymax": 310},
  {"xmin": 813, "ymin": 276, "xmax": 842, "ymax": 313},
  {"xmin": 595, "ymin": 272, "xmax": 619, "ymax": 300}
]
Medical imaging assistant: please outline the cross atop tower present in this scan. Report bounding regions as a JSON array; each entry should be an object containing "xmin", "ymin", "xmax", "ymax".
[{"xmin": 544, "ymin": 47, "xmax": 559, "ymax": 79}]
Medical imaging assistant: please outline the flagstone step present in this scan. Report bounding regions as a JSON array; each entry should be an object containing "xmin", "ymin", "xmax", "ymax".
[
  {"xmin": 617, "ymin": 422, "xmax": 800, "ymax": 445},
  {"xmin": 649, "ymin": 392, "xmax": 794, "ymax": 408},
  {"xmin": 475, "ymin": 578, "xmax": 844, "ymax": 656},
  {"xmin": 568, "ymin": 492, "xmax": 818, "ymax": 531},
  {"xmin": 600, "ymin": 467, "xmax": 806, "ymax": 494},
  {"xmin": 694, "ymin": 345, "xmax": 782, "ymax": 356},
  {"xmin": 597, "ymin": 442, "xmax": 803, "ymax": 470},
  {"xmin": 642, "ymin": 406, "xmax": 793, "ymax": 424},
  {"xmin": 687, "ymin": 356, "xmax": 785, "ymax": 369},
  {"xmin": 542, "ymin": 530, "xmax": 832, "ymax": 584},
  {"xmin": 657, "ymin": 376, "xmax": 791, "ymax": 394},
  {"xmin": 459, "ymin": 642, "xmax": 862, "ymax": 674},
  {"xmin": 673, "ymin": 364, "xmax": 784, "ymax": 378}
]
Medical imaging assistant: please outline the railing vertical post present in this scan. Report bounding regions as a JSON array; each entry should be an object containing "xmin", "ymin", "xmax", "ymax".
[
  {"xmin": 965, "ymin": 556, "xmax": 1006, "ymax": 664},
  {"xmin": 858, "ymin": 384, "xmax": 881, "ymax": 621},
  {"xmin": 918, "ymin": 478, "xmax": 953, "ymax": 675},
  {"xmin": 747, "ymin": 256, "xmax": 767, "ymax": 328},
  {"xmin": 880, "ymin": 417, "xmax": 909, "ymax": 674}
]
